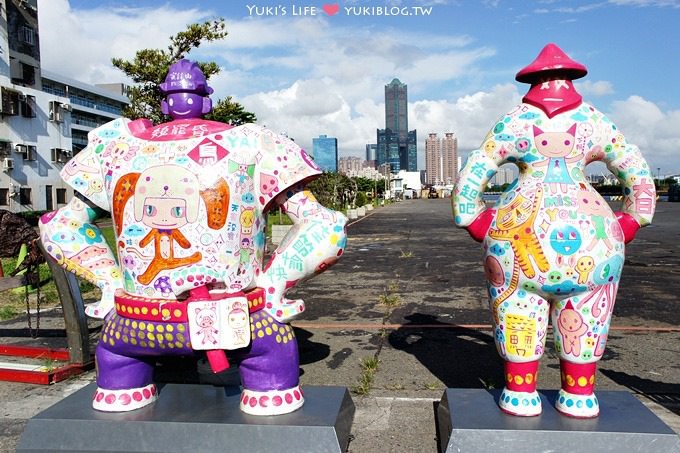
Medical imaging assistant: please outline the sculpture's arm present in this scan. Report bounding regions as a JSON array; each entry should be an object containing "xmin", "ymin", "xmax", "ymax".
[
  {"xmin": 601, "ymin": 126, "xmax": 656, "ymax": 242},
  {"xmin": 255, "ymin": 185, "xmax": 348, "ymax": 322},
  {"xmin": 39, "ymin": 197, "xmax": 123, "ymax": 318},
  {"xmin": 453, "ymin": 126, "xmax": 517, "ymax": 241}
]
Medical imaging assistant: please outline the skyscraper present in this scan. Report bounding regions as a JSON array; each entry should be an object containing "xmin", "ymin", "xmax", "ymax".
[
  {"xmin": 425, "ymin": 132, "xmax": 458, "ymax": 185},
  {"xmin": 312, "ymin": 134, "xmax": 338, "ymax": 172},
  {"xmin": 377, "ymin": 78, "xmax": 417, "ymax": 172}
]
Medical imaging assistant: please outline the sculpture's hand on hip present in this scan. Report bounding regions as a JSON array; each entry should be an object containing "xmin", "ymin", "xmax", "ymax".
[{"xmin": 466, "ymin": 209, "xmax": 496, "ymax": 242}]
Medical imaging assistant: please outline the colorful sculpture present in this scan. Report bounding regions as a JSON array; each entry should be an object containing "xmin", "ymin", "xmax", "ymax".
[
  {"xmin": 39, "ymin": 59, "xmax": 347, "ymax": 415},
  {"xmin": 453, "ymin": 44, "xmax": 655, "ymax": 418}
]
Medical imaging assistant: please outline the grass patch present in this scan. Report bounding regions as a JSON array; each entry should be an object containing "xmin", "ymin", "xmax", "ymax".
[
  {"xmin": 351, "ymin": 356, "xmax": 380, "ymax": 396},
  {"xmin": 378, "ymin": 281, "xmax": 401, "ymax": 310},
  {"xmin": 424, "ymin": 381, "xmax": 441, "ymax": 391},
  {"xmin": 0, "ymin": 305, "xmax": 19, "ymax": 320},
  {"xmin": 265, "ymin": 209, "xmax": 294, "ymax": 239},
  {"xmin": 399, "ymin": 249, "xmax": 413, "ymax": 258}
]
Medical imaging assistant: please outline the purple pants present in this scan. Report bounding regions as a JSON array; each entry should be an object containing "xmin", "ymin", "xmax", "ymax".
[{"xmin": 96, "ymin": 309, "xmax": 300, "ymax": 392}]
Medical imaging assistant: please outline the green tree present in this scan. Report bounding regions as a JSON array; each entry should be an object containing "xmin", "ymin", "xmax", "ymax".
[
  {"xmin": 111, "ymin": 19, "xmax": 256, "ymax": 125},
  {"xmin": 355, "ymin": 191, "xmax": 367, "ymax": 208},
  {"xmin": 307, "ymin": 172, "xmax": 355, "ymax": 210},
  {"xmin": 206, "ymin": 95, "xmax": 256, "ymax": 125}
]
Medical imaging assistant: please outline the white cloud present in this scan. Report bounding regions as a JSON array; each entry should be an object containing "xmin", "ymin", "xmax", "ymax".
[
  {"xmin": 39, "ymin": 0, "xmax": 209, "ymax": 84},
  {"xmin": 36, "ymin": 1, "xmax": 680, "ymax": 175},
  {"xmin": 607, "ymin": 95, "xmax": 680, "ymax": 175},
  {"xmin": 577, "ymin": 80, "xmax": 615, "ymax": 97}
]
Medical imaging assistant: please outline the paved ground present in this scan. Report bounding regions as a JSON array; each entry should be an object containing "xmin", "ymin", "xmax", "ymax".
[{"xmin": 1, "ymin": 199, "xmax": 679, "ymax": 452}]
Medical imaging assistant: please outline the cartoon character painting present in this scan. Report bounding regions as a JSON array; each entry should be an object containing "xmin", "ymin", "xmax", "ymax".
[
  {"xmin": 453, "ymin": 44, "xmax": 655, "ymax": 418},
  {"xmin": 39, "ymin": 59, "xmax": 348, "ymax": 415}
]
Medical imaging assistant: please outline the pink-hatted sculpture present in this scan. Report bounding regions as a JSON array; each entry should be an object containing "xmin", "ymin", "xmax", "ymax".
[
  {"xmin": 453, "ymin": 44, "xmax": 656, "ymax": 418},
  {"xmin": 39, "ymin": 59, "xmax": 347, "ymax": 415}
]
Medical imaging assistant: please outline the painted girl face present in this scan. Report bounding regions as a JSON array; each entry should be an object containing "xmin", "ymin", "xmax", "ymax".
[{"xmin": 141, "ymin": 197, "xmax": 188, "ymax": 229}]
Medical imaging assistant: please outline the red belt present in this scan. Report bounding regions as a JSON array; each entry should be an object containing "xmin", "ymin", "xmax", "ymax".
[{"xmin": 114, "ymin": 287, "xmax": 266, "ymax": 323}]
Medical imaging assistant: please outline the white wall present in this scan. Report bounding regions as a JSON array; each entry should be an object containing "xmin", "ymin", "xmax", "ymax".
[{"xmin": 0, "ymin": 75, "xmax": 75, "ymax": 212}]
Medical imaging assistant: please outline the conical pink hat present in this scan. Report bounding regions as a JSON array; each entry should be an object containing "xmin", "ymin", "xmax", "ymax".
[{"xmin": 515, "ymin": 43, "xmax": 587, "ymax": 84}]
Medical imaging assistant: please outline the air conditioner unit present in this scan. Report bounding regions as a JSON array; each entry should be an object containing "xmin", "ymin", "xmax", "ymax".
[
  {"xmin": 3, "ymin": 158, "xmax": 14, "ymax": 170},
  {"xmin": 49, "ymin": 100, "xmax": 63, "ymax": 122},
  {"xmin": 51, "ymin": 148, "xmax": 70, "ymax": 163},
  {"xmin": 15, "ymin": 144, "xmax": 27, "ymax": 154},
  {"xmin": 61, "ymin": 103, "xmax": 72, "ymax": 112}
]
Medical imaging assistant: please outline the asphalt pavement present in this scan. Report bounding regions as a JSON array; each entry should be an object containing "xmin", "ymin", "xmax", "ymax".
[{"xmin": 1, "ymin": 199, "xmax": 679, "ymax": 452}]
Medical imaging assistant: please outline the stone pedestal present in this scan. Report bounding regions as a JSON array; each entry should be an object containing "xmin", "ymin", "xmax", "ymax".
[
  {"xmin": 18, "ymin": 383, "xmax": 355, "ymax": 453},
  {"xmin": 437, "ymin": 388, "xmax": 680, "ymax": 453}
]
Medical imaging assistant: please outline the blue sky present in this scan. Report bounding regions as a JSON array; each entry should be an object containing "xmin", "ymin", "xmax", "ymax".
[{"xmin": 41, "ymin": 0, "xmax": 680, "ymax": 176}]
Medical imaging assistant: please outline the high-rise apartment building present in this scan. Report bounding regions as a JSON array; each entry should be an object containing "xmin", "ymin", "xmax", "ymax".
[
  {"xmin": 0, "ymin": 0, "xmax": 128, "ymax": 212},
  {"xmin": 425, "ymin": 132, "xmax": 458, "ymax": 185},
  {"xmin": 338, "ymin": 156, "xmax": 363, "ymax": 175},
  {"xmin": 377, "ymin": 78, "xmax": 417, "ymax": 173},
  {"xmin": 312, "ymin": 134, "xmax": 338, "ymax": 172},
  {"xmin": 365, "ymin": 143, "xmax": 377, "ymax": 169}
]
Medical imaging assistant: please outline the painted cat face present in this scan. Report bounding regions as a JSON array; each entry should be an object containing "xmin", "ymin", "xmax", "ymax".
[{"xmin": 533, "ymin": 124, "xmax": 577, "ymax": 158}]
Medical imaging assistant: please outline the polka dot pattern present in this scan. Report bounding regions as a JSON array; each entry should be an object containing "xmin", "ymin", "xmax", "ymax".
[
  {"xmin": 240, "ymin": 385, "xmax": 304, "ymax": 416},
  {"xmin": 93, "ymin": 384, "xmax": 158, "ymax": 412},
  {"xmin": 498, "ymin": 388, "xmax": 542, "ymax": 416},
  {"xmin": 555, "ymin": 389, "xmax": 599, "ymax": 418}
]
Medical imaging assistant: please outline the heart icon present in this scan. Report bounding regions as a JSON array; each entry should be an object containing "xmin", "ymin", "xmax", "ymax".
[{"xmin": 323, "ymin": 3, "xmax": 339, "ymax": 16}]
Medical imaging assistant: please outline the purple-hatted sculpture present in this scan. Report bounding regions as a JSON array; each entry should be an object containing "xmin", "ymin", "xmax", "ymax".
[
  {"xmin": 39, "ymin": 59, "xmax": 347, "ymax": 415},
  {"xmin": 453, "ymin": 44, "xmax": 655, "ymax": 418}
]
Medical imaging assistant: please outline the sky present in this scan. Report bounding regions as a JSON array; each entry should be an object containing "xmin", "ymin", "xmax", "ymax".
[{"xmin": 38, "ymin": 0, "xmax": 680, "ymax": 177}]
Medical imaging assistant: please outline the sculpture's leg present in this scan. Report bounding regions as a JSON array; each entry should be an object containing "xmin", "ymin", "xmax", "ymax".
[
  {"xmin": 236, "ymin": 311, "xmax": 302, "ymax": 415},
  {"xmin": 555, "ymin": 361, "xmax": 599, "ymax": 418},
  {"xmin": 501, "ymin": 360, "xmax": 541, "ymax": 416},
  {"xmin": 92, "ymin": 312, "xmax": 192, "ymax": 412},
  {"xmin": 552, "ymin": 288, "xmax": 616, "ymax": 418},
  {"xmin": 93, "ymin": 343, "xmax": 157, "ymax": 412},
  {"xmin": 494, "ymin": 293, "xmax": 549, "ymax": 416}
]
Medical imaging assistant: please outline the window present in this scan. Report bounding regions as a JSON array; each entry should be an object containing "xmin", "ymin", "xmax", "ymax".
[
  {"xmin": 25, "ymin": 145, "xmax": 37, "ymax": 161},
  {"xmin": 0, "ymin": 141, "xmax": 11, "ymax": 156},
  {"xmin": 21, "ymin": 94, "xmax": 36, "ymax": 118},
  {"xmin": 0, "ymin": 188, "xmax": 8, "ymax": 206},
  {"xmin": 19, "ymin": 187, "xmax": 31, "ymax": 205},
  {"xmin": 56, "ymin": 188, "xmax": 67, "ymax": 204},
  {"xmin": 51, "ymin": 148, "xmax": 72, "ymax": 163},
  {"xmin": 1, "ymin": 87, "xmax": 20, "ymax": 115},
  {"xmin": 49, "ymin": 100, "xmax": 63, "ymax": 122},
  {"xmin": 20, "ymin": 26, "xmax": 35, "ymax": 45}
]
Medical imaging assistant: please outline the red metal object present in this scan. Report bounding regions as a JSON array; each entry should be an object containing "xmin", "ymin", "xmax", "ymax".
[{"xmin": 0, "ymin": 345, "xmax": 94, "ymax": 385}]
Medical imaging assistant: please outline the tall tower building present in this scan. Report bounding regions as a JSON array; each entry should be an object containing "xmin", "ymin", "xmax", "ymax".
[
  {"xmin": 312, "ymin": 134, "xmax": 338, "ymax": 172},
  {"xmin": 425, "ymin": 132, "xmax": 458, "ymax": 185},
  {"xmin": 377, "ymin": 78, "xmax": 417, "ymax": 173},
  {"xmin": 385, "ymin": 78, "xmax": 408, "ymax": 135}
]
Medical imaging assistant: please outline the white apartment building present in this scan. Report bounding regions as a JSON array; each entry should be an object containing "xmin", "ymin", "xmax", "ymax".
[{"xmin": 0, "ymin": 0, "xmax": 128, "ymax": 213}]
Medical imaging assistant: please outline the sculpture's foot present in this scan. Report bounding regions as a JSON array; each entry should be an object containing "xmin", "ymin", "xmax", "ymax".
[
  {"xmin": 240, "ymin": 385, "xmax": 304, "ymax": 416},
  {"xmin": 555, "ymin": 389, "xmax": 599, "ymax": 418},
  {"xmin": 92, "ymin": 383, "xmax": 158, "ymax": 412},
  {"xmin": 498, "ymin": 388, "xmax": 542, "ymax": 416}
]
